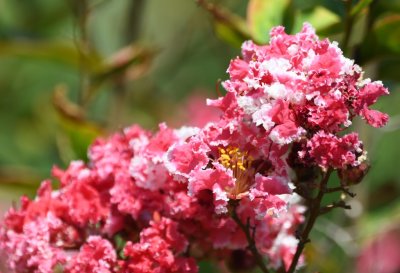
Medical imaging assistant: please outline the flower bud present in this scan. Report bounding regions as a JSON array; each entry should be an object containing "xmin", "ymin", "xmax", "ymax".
[{"xmin": 338, "ymin": 162, "xmax": 370, "ymax": 186}]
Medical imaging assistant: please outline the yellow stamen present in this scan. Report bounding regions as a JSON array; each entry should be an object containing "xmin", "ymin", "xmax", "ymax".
[{"xmin": 218, "ymin": 146, "xmax": 254, "ymax": 199}]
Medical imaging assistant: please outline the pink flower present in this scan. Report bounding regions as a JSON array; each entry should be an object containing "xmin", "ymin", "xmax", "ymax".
[
  {"xmin": 121, "ymin": 217, "xmax": 197, "ymax": 273},
  {"xmin": 66, "ymin": 236, "xmax": 117, "ymax": 273},
  {"xmin": 181, "ymin": 94, "xmax": 221, "ymax": 127},
  {"xmin": 187, "ymin": 166, "xmax": 233, "ymax": 214},
  {"xmin": 353, "ymin": 81, "xmax": 389, "ymax": 128},
  {"xmin": 357, "ymin": 229, "xmax": 400, "ymax": 273},
  {"xmin": 219, "ymin": 23, "xmax": 388, "ymax": 145},
  {"xmin": 0, "ymin": 213, "xmax": 67, "ymax": 273},
  {"xmin": 302, "ymin": 131, "xmax": 364, "ymax": 169},
  {"xmin": 304, "ymin": 94, "xmax": 350, "ymax": 132},
  {"xmin": 267, "ymin": 99, "xmax": 305, "ymax": 145},
  {"xmin": 254, "ymin": 174, "xmax": 291, "ymax": 196},
  {"xmin": 53, "ymin": 163, "xmax": 110, "ymax": 227},
  {"xmin": 0, "ymin": 23, "xmax": 389, "ymax": 273},
  {"xmin": 165, "ymin": 137, "xmax": 210, "ymax": 182}
]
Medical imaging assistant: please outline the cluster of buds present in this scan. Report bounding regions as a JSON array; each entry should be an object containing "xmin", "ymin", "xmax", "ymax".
[{"xmin": 0, "ymin": 24, "xmax": 388, "ymax": 273}]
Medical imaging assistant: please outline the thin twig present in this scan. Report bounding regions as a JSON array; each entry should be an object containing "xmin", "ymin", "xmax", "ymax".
[
  {"xmin": 325, "ymin": 186, "xmax": 356, "ymax": 197},
  {"xmin": 286, "ymin": 169, "xmax": 333, "ymax": 273},
  {"xmin": 230, "ymin": 201, "xmax": 270, "ymax": 273},
  {"xmin": 196, "ymin": 0, "xmax": 250, "ymax": 39},
  {"xmin": 319, "ymin": 201, "xmax": 351, "ymax": 215}
]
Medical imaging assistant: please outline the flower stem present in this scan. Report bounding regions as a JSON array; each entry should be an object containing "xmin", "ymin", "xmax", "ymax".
[
  {"xmin": 230, "ymin": 201, "xmax": 270, "ymax": 273},
  {"xmin": 286, "ymin": 169, "xmax": 333, "ymax": 273}
]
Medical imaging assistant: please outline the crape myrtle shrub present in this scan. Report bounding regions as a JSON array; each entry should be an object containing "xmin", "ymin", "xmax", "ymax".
[{"xmin": 0, "ymin": 24, "xmax": 389, "ymax": 273}]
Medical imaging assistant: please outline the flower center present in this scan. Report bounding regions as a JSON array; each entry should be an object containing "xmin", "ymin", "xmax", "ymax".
[{"xmin": 218, "ymin": 146, "xmax": 254, "ymax": 199}]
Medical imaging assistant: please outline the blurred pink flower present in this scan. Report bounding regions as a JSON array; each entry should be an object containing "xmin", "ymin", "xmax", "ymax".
[{"xmin": 357, "ymin": 229, "xmax": 400, "ymax": 273}]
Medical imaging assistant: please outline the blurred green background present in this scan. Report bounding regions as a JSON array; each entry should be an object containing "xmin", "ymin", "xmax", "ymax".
[{"xmin": 0, "ymin": 0, "xmax": 400, "ymax": 272}]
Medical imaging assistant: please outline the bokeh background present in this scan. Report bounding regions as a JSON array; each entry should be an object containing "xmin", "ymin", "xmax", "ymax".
[{"xmin": 0, "ymin": 0, "xmax": 400, "ymax": 272}]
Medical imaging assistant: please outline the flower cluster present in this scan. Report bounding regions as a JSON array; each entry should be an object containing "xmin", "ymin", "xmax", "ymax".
[{"xmin": 0, "ymin": 23, "xmax": 388, "ymax": 273}]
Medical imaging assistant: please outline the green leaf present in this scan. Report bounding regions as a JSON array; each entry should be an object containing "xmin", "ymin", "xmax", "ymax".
[
  {"xmin": 247, "ymin": 0, "xmax": 290, "ymax": 44},
  {"xmin": 377, "ymin": 56, "xmax": 400, "ymax": 82},
  {"xmin": 58, "ymin": 117, "xmax": 102, "ymax": 162},
  {"xmin": 283, "ymin": 0, "xmax": 296, "ymax": 34},
  {"xmin": 371, "ymin": 0, "xmax": 400, "ymax": 18},
  {"xmin": 317, "ymin": 21, "xmax": 343, "ymax": 37},
  {"xmin": 374, "ymin": 14, "xmax": 400, "ymax": 55},
  {"xmin": 92, "ymin": 46, "xmax": 154, "ymax": 82},
  {"xmin": 351, "ymin": 0, "xmax": 373, "ymax": 17},
  {"xmin": 0, "ymin": 168, "xmax": 40, "ymax": 195},
  {"xmin": 366, "ymin": 127, "xmax": 400, "ymax": 190},
  {"xmin": 86, "ymin": 45, "xmax": 155, "ymax": 102},
  {"xmin": 214, "ymin": 22, "xmax": 246, "ymax": 48},
  {"xmin": 0, "ymin": 40, "xmax": 103, "ymax": 71},
  {"xmin": 357, "ymin": 14, "xmax": 400, "ymax": 63},
  {"xmin": 52, "ymin": 86, "xmax": 103, "ymax": 162},
  {"xmin": 199, "ymin": 261, "xmax": 218, "ymax": 273},
  {"xmin": 293, "ymin": 6, "xmax": 341, "ymax": 34},
  {"xmin": 113, "ymin": 234, "xmax": 127, "ymax": 252},
  {"xmin": 359, "ymin": 198, "xmax": 400, "ymax": 240}
]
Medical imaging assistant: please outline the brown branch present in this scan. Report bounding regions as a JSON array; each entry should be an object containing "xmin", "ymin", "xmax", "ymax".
[
  {"xmin": 230, "ymin": 201, "xmax": 270, "ymax": 273},
  {"xmin": 319, "ymin": 201, "xmax": 351, "ymax": 215},
  {"xmin": 195, "ymin": 0, "xmax": 250, "ymax": 39},
  {"xmin": 286, "ymin": 169, "xmax": 333, "ymax": 273},
  {"xmin": 325, "ymin": 186, "xmax": 356, "ymax": 197},
  {"xmin": 196, "ymin": 0, "xmax": 230, "ymax": 22}
]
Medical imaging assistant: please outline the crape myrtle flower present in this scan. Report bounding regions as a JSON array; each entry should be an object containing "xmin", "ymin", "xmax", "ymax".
[
  {"xmin": 0, "ymin": 23, "xmax": 389, "ymax": 273},
  {"xmin": 65, "ymin": 236, "xmax": 117, "ymax": 273},
  {"xmin": 120, "ymin": 216, "xmax": 197, "ymax": 273},
  {"xmin": 223, "ymin": 23, "xmax": 388, "ymax": 141}
]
